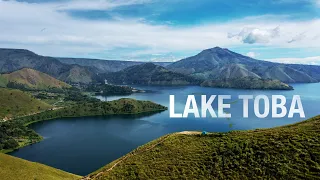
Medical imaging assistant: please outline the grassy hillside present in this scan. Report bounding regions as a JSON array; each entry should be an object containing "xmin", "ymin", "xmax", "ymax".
[
  {"xmin": 1, "ymin": 68, "xmax": 71, "ymax": 90},
  {"xmin": 0, "ymin": 75, "xmax": 8, "ymax": 87},
  {"xmin": 0, "ymin": 88, "xmax": 52, "ymax": 120},
  {"xmin": 0, "ymin": 153, "xmax": 81, "ymax": 180},
  {"xmin": 87, "ymin": 116, "xmax": 320, "ymax": 180}
]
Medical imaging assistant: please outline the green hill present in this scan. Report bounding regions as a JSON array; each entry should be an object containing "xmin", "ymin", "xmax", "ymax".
[
  {"xmin": 0, "ymin": 153, "xmax": 81, "ymax": 180},
  {"xmin": 0, "ymin": 88, "xmax": 52, "ymax": 120},
  {"xmin": 87, "ymin": 116, "xmax": 320, "ymax": 180},
  {"xmin": 1, "ymin": 68, "xmax": 71, "ymax": 90},
  {"xmin": 17, "ymin": 98, "xmax": 167, "ymax": 125}
]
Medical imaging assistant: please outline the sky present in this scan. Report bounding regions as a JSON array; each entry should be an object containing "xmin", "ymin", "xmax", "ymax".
[{"xmin": 0, "ymin": 0, "xmax": 320, "ymax": 64}]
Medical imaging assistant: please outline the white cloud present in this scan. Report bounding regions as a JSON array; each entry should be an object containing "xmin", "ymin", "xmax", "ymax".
[
  {"xmin": 0, "ymin": 0, "xmax": 320, "ymax": 61},
  {"xmin": 246, "ymin": 52, "xmax": 257, "ymax": 58},
  {"xmin": 267, "ymin": 56, "xmax": 320, "ymax": 65},
  {"xmin": 229, "ymin": 27, "xmax": 280, "ymax": 44}
]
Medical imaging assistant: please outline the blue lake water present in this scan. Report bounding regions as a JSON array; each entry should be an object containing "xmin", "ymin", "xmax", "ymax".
[{"xmin": 10, "ymin": 84, "xmax": 320, "ymax": 175}]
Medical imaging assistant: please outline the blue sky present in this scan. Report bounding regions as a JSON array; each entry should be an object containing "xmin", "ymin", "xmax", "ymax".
[{"xmin": 1, "ymin": 0, "xmax": 320, "ymax": 64}]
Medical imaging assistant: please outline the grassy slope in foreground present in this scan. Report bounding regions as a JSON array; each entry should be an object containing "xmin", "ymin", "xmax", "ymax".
[
  {"xmin": 0, "ymin": 153, "xmax": 81, "ymax": 180},
  {"xmin": 0, "ymin": 88, "xmax": 52, "ymax": 120},
  {"xmin": 87, "ymin": 116, "xmax": 320, "ymax": 180}
]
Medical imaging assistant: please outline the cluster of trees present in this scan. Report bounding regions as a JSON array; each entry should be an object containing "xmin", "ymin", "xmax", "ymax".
[
  {"xmin": 86, "ymin": 84, "xmax": 134, "ymax": 96},
  {"xmin": 64, "ymin": 90, "xmax": 100, "ymax": 103},
  {"xmin": 0, "ymin": 121, "xmax": 41, "ymax": 151},
  {"xmin": 17, "ymin": 99, "xmax": 166, "ymax": 125}
]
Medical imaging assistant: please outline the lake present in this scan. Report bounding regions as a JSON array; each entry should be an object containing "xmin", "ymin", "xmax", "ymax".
[{"xmin": 10, "ymin": 84, "xmax": 320, "ymax": 175}]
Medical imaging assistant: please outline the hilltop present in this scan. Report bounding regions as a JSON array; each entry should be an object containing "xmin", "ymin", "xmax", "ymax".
[
  {"xmin": 0, "ymin": 88, "xmax": 52, "ymax": 120},
  {"xmin": 0, "ymin": 153, "xmax": 81, "ymax": 180},
  {"xmin": 0, "ymin": 68, "xmax": 71, "ymax": 90},
  {"xmin": 167, "ymin": 47, "xmax": 320, "ymax": 83},
  {"xmin": 87, "ymin": 116, "xmax": 320, "ymax": 179},
  {"xmin": 105, "ymin": 63, "xmax": 200, "ymax": 85}
]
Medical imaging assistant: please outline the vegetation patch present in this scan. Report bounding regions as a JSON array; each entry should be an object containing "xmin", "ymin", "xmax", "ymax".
[{"xmin": 0, "ymin": 88, "xmax": 52, "ymax": 120}]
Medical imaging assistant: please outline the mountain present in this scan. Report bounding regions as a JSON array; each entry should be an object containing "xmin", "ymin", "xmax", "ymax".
[
  {"xmin": 105, "ymin": 63, "xmax": 201, "ymax": 85},
  {"xmin": 167, "ymin": 47, "xmax": 320, "ymax": 83},
  {"xmin": 0, "ymin": 88, "xmax": 52, "ymax": 120},
  {"xmin": 0, "ymin": 68, "xmax": 71, "ymax": 90},
  {"xmin": 86, "ymin": 116, "xmax": 320, "ymax": 179},
  {"xmin": 0, "ymin": 49, "xmax": 100, "ymax": 84},
  {"xmin": 201, "ymin": 77, "xmax": 293, "ymax": 90},
  {"xmin": 0, "ymin": 153, "xmax": 81, "ymax": 180},
  {"xmin": 58, "ymin": 58, "xmax": 171, "ymax": 73}
]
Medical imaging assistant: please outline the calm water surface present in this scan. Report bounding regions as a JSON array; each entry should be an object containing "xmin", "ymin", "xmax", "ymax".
[{"xmin": 10, "ymin": 84, "xmax": 320, "ymax": 175}]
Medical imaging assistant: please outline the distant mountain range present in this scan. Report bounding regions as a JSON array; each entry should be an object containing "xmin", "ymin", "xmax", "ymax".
[
  {"xmin": 0, "ymin": 49, "xmax": 100, "ymax": 84},
  {"xmin": 167, "ymin": 47, "xmax": 320, "ymax": 83},
  {"xmin": 0, "ymin": 68, "xmax": 71, "ymax": 90},
  {"xmin": 1, "ymin": 47, "xmax": 320, "ymax": 89}
]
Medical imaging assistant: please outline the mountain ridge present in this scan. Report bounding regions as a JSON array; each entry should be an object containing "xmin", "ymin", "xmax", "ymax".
[
  {"xmin": 167, "ymin": 47, "xmax": 320, "ymax": 83},
  {"xmin": 0, "ymin": 48, "xmax": 100, "ymax": 84},
  {"xmin": 58, "ymin": 57, "xmax": 171, "ymax": 73},
  {"xmin": 105, "ymin": 62, "xmax": 201, "ymax": 85}
]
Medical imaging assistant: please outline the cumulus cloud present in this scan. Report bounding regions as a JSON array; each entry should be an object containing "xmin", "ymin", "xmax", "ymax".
[
  {"xmin": 229, "ymin": 27, "xmax": 280, "ymax": 44},
  {"xmin": 267, "ymin": 56, "xmax": 320, "ymax": 65}
]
